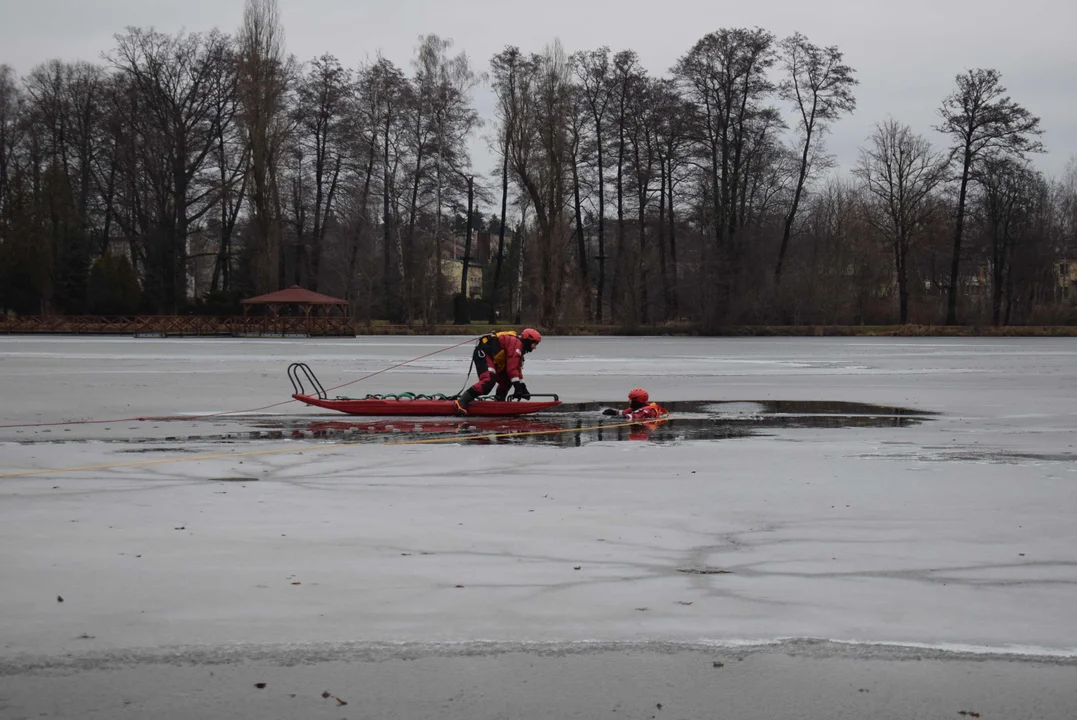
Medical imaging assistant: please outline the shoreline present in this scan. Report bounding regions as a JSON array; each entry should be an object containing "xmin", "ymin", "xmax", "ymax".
[
  {"xmin": 330, "ymin": 324, "xmax": 1077, "ymax": 337},
  {"xmin": 3, "ymin": 642, "xmax": 1076, "ymax": 720},
  {"xmin": 6, "ymin": 638, "xmax": 1077, "ymax": 675},
  {"xmin": 5, "ymin": 321, "xmax": 1077, "ymax": 338}
]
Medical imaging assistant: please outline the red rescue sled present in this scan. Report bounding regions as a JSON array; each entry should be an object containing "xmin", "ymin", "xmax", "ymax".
[
  {"xmin": 292, "ymin": 393, "xmax": 561, "ymax": 417},
  {"xmin": 288, "ymin": 363, "xmax": 561, "ymax": 417}
]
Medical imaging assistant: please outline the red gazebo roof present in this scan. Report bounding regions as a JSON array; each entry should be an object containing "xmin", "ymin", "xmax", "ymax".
[{"xmin": 242, "ymin": 286, "xmax": 347, "ymax": 305}]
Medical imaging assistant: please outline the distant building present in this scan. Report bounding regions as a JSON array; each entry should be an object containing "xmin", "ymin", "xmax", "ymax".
[
  {"xmin": 440, "ymin": 231, "xmax": 516, "ymax": 299},
  {"xmin": 441, "ymin": 257, "xmax": 484, "ymax": 298},
  {"xmin": 442, "ymin": 235, "xmax": 483, "ymax": 299},
  {"xmin": 475, "ymin": 230, "xmax": 515, "ymax": 265},
  {"xmin": 1058, "ymin": 258, "xmax": 1077, "ymax": 301}
]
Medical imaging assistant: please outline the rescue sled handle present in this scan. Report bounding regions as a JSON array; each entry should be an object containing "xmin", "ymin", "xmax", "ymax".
[
  {"xmin": 288, "ymin": 362, "xmax": 327, "ymax": 399},
  {"xmin": 512, "ymin": 393, "xmax": 559, "ymax": 401}
]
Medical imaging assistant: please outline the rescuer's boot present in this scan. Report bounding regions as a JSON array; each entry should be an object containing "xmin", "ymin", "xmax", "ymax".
[{"xmin": 454, "ymin": 387, "xmax": 479, "ymax": 416}]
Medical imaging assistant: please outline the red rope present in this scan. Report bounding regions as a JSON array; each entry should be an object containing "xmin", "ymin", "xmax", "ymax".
[{"xmin": 0, "ymin": 337, "xmax": 476, "ymax": 430}]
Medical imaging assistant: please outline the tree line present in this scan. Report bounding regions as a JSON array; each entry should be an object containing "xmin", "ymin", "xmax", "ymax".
[{"xmin": 1, "ymin": 0, "xmax": 1075, "ymax": 327}]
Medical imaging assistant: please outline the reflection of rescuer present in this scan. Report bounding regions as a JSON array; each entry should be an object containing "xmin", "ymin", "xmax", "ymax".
[
  {"xmin": 454, "ymin": 329, "xmax": 543, "ymax": 415},
  {"xmin": 603, "ymin": 387, "xmax": 669, "ymax": 421}
]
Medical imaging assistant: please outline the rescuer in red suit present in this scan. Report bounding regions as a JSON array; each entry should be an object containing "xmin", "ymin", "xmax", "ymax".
[{"xmin": 454, "ymin": 328, "xmax": 542, "ymax": 415}]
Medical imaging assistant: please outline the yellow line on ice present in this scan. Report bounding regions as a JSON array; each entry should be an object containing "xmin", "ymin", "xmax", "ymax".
[{"xmin": 0, "ymin": 419, "xmax": 657, "ymax": 479}]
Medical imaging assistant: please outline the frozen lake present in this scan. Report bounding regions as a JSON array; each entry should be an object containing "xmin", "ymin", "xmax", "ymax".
[{"xmin": 2, "ymin": 336, "xmax": 1076, "ymax": 718}]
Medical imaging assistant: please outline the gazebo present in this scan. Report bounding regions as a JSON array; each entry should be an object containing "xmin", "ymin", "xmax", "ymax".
[
  {"xmin": 240, "ymin": 286, "xmax": 350, "ymax": 335},
  {"xmin": 241, "ymin": 285, "xmax": 349, "ymax": 318}
]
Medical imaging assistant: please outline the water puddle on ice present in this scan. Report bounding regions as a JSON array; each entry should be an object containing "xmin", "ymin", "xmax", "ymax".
[
  {"xmin": 269, "ymin": 400, "xmax": 934, "ymax": 448},
  {"xmin": 11, "ymin": 401, "xmax": 934, "ymax": 449}
]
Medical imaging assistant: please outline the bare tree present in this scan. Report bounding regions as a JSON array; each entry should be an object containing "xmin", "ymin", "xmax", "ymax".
[
  {"xmin": 673, "ymin": 28, "xmax": 776, "ymax": 253},
  {"xmin": 0, "ymin": 65, "xmax": 17, "ymax": 209},
  {"xmin": 610, "ymin": 50, "xmax": 643, "ymax": 320},
  {"xmin": 97, "ymin": 73, "xmax": 145, "ymax": 276},
  {"xmin": 673, "ymin": 28, "xmax": 778, "ymax": 324},
  {"xmin": 343, "ymin": 59, "xmax": 389, "ymax": 309},
  {"xmin": 935, "ymin": 68, "xmax": 1044, "ymax": 324},
  {"xmin": 1060, "ymin": 160, "xmax": 1077, "ymax": 280},
  {"xmin": 510, "ymin": 41, "xmax": 574, "ymax": 326},
  {"xmin": 237, "ymin": 0, "xmax": 293, "ymax": 293},
  {"xmin": 737, "ymin": 108, "xmax": 789, "ymax": 230},
  {"xmin": 290, "ymin": 54, "xmax": 350, "ymax": 290},
  {"xmin": 108, "ymin": 30, "xmax": 230, "ymax": 311},
  {"xmin": 207, "ymin": 46, "xmax": 247, "ymax": 293},
  {"xmin": 573, "ymin": 47, "xmax": 615, "ymax": 322},
  {"xmin": 566, "ymin": 81, "xmax": 589, "ymax": 315},
  {"xmin": 22, "ymin": 61, "xmax": 73, "ymax": 305},
  {"xmin": 797, "ymin": 179, "xmax": 879, "ymax": 323},
  {"xmin": 403, "ymin": 35, "xmax": 440, "ymax": 317},
  {"xmin": 773, "ymin": 32, "xmax": 857, "ymax": 282},
  {"xmin": 856, "ymin": 118, "xmax": 949, "ymax": 323},
  {"xmin": 0, "ymin": 64, "xmax": 36, "ymax": 313},
  {"xmin": 20, "ymin": 60, "xmax": 111, "ymax": 310},
  {"xmin": 427, "ymin": 38, "xmax": 482, "ymax": 321},
  {"xmin": 367, "ymin": 56, "xmax": 409, "ymax": 321},
  {"xmin": 653, "ymin": 79, "xmax": 694, "ymax": 318},
  {"xmin": 626, "ymin": 76, "xmax": 660, "ymax": 323},
  {"xmin": 488, "ymin": 46, "xmax": 525, "ymax": 322},
  {"xmin": 972, "ymin": 155, "xmax": 1041, "ymax": 325}
]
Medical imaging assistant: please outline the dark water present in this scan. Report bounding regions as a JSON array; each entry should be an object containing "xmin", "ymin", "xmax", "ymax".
[
  {"xmin": 17, "ymin": 400, "xmax": 933, "ymax": 449},
  {"xmin": 269, "ymin": 400, "xmax": 934, "ymax": 448}
]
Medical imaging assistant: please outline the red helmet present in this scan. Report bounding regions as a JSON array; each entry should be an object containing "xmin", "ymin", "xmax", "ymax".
[
  {"xmin": 628, "ymin": 387, "xmax": 649, "ymax": 404},
  {"xmin": 521, "ymin": 328, "xmax": 542, "ymax": 345}
]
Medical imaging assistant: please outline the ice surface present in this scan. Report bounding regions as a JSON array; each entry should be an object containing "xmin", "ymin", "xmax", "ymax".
[{"xmin": 2, "ymin": 336, "xmax": 1076, "ymax": 662}]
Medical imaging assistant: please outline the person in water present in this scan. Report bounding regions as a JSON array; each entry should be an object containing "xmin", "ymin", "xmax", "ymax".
[
  {"xmin": 454, "ymin": 328, "xmax": 542, "ymax": 415},
  {"xmin": 603, "ymin": 387, "xmax": 668, "ymax": 421}
]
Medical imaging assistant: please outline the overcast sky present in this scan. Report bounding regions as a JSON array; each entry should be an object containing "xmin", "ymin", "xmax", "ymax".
[{"xmin": 2, "ymin": 0, "xmax": 1075, "ymax": 185}]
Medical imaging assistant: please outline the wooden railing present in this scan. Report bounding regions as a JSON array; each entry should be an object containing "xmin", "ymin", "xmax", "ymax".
[{"xmin": 0, "ymin": 315, "xmax": 358, "ymax": 336}]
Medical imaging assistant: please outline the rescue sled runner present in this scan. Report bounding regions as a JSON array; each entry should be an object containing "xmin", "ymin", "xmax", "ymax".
[{"xmin": 287, "ymin": 363, "xmax": 561, "ymax": 417}]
